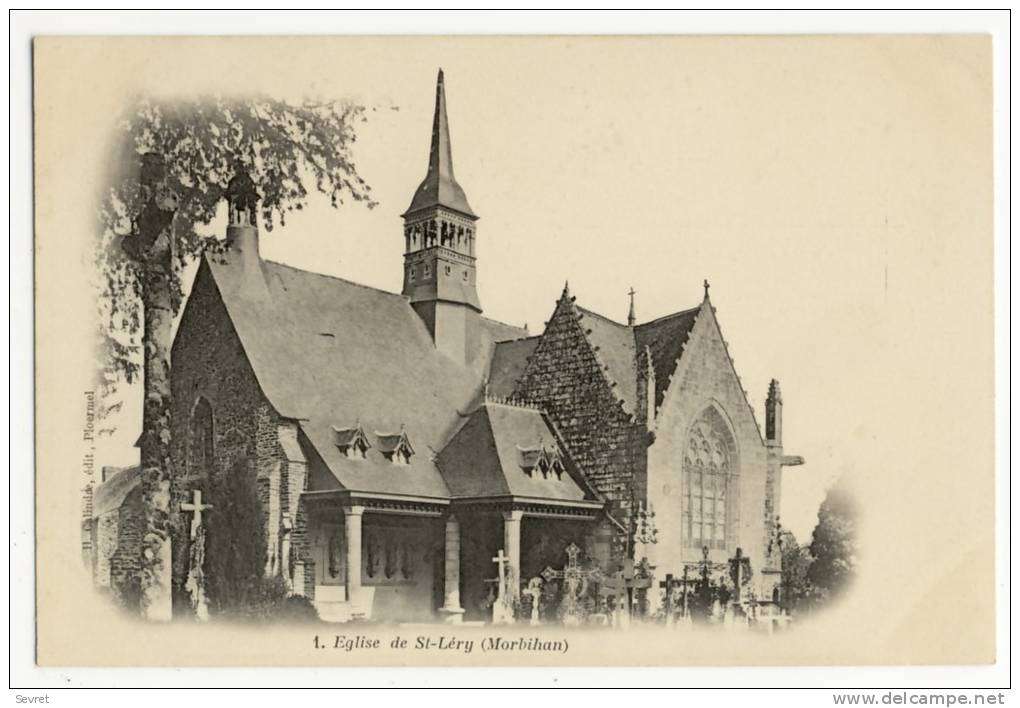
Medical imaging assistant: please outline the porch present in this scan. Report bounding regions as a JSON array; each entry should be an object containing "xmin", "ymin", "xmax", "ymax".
[{"xmin": 300, "ymin": 491, "xmax": 605, "ymax": 624}]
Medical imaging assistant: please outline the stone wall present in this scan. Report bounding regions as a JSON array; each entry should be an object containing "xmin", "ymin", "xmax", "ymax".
[
  {"xmin": 645, "ymin": 303, "xmax": 770, "ymax": 585},
  {"xmin": 512, "ymin": 292, "xmax": 646, "ymax": 559},
  {"xmin": 93, "ymin": 510, "xmax": 117, "ymax": 589},
  {"xmin": 107, "ymin": 485, "xmax": 144, "ymax": 609},
  {"xmin": 169, "ymin": 260, "xmax": 297, "ymax": 609}
]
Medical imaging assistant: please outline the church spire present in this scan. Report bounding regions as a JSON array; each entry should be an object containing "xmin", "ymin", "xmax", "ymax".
[
  {"xmin": 402, "ymin": 70, "xmax": 482, "ymax": 368},
  {"xmin": 404, "ymin": 69, "xmax": 476, "ymax": 219}
]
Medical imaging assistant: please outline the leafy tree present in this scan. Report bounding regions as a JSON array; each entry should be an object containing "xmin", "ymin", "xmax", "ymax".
[
  {"xmin": 97, "ymin": 95, "xmax": 376, "ymax": 618},
  {"xmin": 204, "ymin": 459, "xmax": 266, "ymax": 616},
  {"xmin": 777, "ymin": 529, "xmax": 812, "ymax": 613},
  {"xmin": 806, "ymin": 480, "xmax": 858, "ymax": 605}
]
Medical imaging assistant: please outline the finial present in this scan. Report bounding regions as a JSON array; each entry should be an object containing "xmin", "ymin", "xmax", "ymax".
[
  {"xmin": 703, "ymin": 278, "xmax": 711, "ymax": 300},
  {"xmin": 627, "ymin": 287, "xmax": 636, "ymax": 326},
  {"xmin": 561, "ymin": 280, "xmax": 571, "ymax": 299},
  {"xmin": 767, "ymin": 378, "xmax": 782, "ymax": 403}
]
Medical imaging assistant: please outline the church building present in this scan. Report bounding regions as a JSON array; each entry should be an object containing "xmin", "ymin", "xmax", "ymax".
[{"xmin": 156, "ymin": 71, "xmax": 803, "ymax": 623}]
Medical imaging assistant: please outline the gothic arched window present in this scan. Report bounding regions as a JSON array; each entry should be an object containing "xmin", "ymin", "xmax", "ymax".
[
  {"xmin": 189, "ymin": 397, "xmax": 215, "ymax": 478},
  {"xmin": 683, "ymin": 406, "xmax": 738, "ymax": 551}
]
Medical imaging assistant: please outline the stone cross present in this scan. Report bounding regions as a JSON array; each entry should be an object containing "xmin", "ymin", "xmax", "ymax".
[
  {"xmin": 601, "ymin": 558, "xmax": 652, "ymax": 626},
  {"xmin": 492, "ymin": 549, "xmax": 509, "ymax": 601},
  {"xmin": 523, "ymin": 577, "xmax": 544, "ymax": 626},
  {"xmin": 180, "ymin": 489, "xmax": 213, "ymax": 540},
  {"xmin": 541, "ymin": 543, "xmax": 603, "ymax": 626},
  {"xmin": 180, "ymin": 489, "xmax": 214, "ymax": 621},
  {"xmin": 490, "ymin": 549, "xmax": 514, "ymax": 624},
  {"xmin": 660, "ymin": 572, "xmax": 686, "ymax": 621}
]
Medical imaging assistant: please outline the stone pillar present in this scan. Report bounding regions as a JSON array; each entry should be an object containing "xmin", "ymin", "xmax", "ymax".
[
  {"xmin": 439, "ymin": 514, "xmax": 465, "ymax": 622},
  {"xmin": 343, "ymin": 505, "xmax": 364, "ymax": 613},
  {"xmin": 502, "ymin": 510, "xmax": 524, "ymax": 604}
]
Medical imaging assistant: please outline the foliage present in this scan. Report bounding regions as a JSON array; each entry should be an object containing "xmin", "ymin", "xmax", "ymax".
[
  {"xmin": 241, "ymin": 576, "xmax": 320, "ymax": 624},
  {"xmin": 201, "ymin": 460, "xmax": 319, "ymax": 623},
  {"xmin": 95, "ymin": 94, "xmax": 377, "ymax": 409},
  {"xmin": 204, "ymin": 459, "xmax": 266, "ymax": 616},
  {"xmin": 778, "ymin": 529, "xmax": 813, "ymax": 611},
  {"xmin": 806, "ymin": 480, "xmax": 858, "ymax": 604}
]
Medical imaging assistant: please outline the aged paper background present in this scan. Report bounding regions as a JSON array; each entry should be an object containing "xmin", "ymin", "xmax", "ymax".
[{"xmin": 33, "ymin": 35, "xmax": 993, "ymax": 666}]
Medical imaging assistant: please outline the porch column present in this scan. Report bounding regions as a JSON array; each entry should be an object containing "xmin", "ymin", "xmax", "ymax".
[
  {"xmin": 502, "ymin": 509, "xmax": 523, "ymax": 603},
  {"xmin": 343, "ymin": 505, "xmax": 364, "ymax": 613},
  {"xmin": 439, "ymin": 514, "xmax": 465, "ymax": 622}
]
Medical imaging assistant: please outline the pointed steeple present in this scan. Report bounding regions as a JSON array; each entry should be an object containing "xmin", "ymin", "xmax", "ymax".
[
  {"xmin": 401, "ymin": 70, "xmax": 482, "ymax": 368},
  {"xmin": 404, "ymin": 69, "xmax": 477, "ymax": 218}
]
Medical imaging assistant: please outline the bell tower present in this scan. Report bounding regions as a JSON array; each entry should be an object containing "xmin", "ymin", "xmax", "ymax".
[{"xmin": 402, "ymin": 70, "xmax": 482, "ymax": 367}]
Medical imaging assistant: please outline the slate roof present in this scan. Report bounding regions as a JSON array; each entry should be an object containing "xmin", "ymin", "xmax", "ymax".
[
  {"xmin": 206, "ymin": 251, "xmax": 510, "ymax": 499},
  {"xmin": 436, "ymin": 401, "xmax": 594, "ymax": 502},
  {"xmin": 485, "ymin": 335, "xmax": 539, "ymax": 399},
  {"xmin": 92, "ymin": 465, "xmax": 141, "ymax": 518},
  {"xmin": 190, "ymin": 241, "xmax": 699, "ymax": 504},
  {"xmin": 488, "ymin": 300, "xmax": 702, "ymax": 418},
  {"xmin": 634, "ymin": 307, "xmax": 701, "ymax": 410},
  {"xmin": 576, "ymin": 307, "xmax": 638, "ymax": 414}
]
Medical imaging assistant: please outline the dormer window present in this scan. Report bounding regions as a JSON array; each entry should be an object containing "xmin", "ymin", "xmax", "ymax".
[
  {"xmin": 518, "ymin": 444, "xmax": 565, "ymax": 480},
  {"xmin": 518, "ymin": 446, "xmax": 542, "ymax": 475},
  {"xmin": 334, "ymin": 423, "xmax": 371, "ymax": 460},
  {"xmin": 545, "ymin": 448, "xmax": 565, "ymax": 480},
  {"xmin": 537, "ymin": 457, "xmax": 550, "ymax": 478},
  {"xmin": 376, "ymin": 428, "xmax": 414, "ymax": 465}
]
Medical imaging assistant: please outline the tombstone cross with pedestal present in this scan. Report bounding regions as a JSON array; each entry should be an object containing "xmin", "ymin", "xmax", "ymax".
[
  {"xmin": 541, "ymin": 543, "xmax": 602, "ymax": 626},
  {"xmin": 180, "ymin": 489, "xmax": 214, "ymax": 620}
]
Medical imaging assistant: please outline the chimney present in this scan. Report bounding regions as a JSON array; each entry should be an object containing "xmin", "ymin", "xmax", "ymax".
[{"xmin": 225, "ymin": 170, "xmax": 267, "ymax": 294}]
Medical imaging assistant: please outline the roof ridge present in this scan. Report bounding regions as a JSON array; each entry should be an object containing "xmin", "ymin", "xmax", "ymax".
[
  {"xmin": 260, "ymin": 257, "xmax": 407, "ymax": 301},
  {"xmin": 480, "ymin": 314, "xmax": 529, "ymax": 337},
  {"xmin": 492, "ymin": 332, "xmax": 541, "ymax": 345},
  {"xmin": 484, "ymin": 394, "xmax": 542, "ymax": 411},
  {"xmin": 575, "ymin": 305, "xmax": 630, "ymax": 329},
  {"xmin": 635, "ymin": 304, "xmax": 702, "ymax": 329}
]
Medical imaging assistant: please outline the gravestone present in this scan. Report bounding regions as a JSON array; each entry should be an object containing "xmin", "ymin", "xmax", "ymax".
[
  {"xmin": 541, "ymin": 543, "xmax": 603, "ymax": 626},
  {"xmin": 180, "ymin": 489, "xmax": 214, "ymax": 620}
]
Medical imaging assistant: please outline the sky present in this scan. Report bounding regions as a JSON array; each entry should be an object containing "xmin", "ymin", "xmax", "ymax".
[{"xmin": 81, "ymin": 35, "xmax": 991, "ymax": 546}]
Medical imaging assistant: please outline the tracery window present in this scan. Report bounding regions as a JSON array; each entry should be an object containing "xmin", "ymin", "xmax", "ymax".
[
  {"xmin": 189, "ymin": 397, "xmax": 215, "ymax": 478},
  {"xmin": 683, "ymin": 407, "xmax": 737, "ymax": 550}
]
